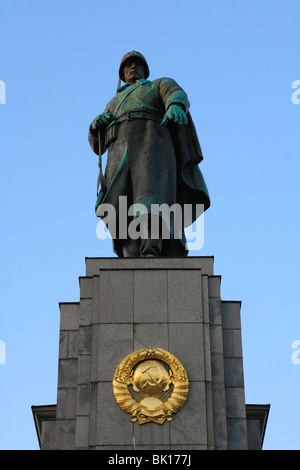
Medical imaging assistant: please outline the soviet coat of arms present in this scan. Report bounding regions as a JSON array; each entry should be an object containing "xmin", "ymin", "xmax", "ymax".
[{"xmin": 112, "ymin": 348, "xmax": 189, "ymax": 424}]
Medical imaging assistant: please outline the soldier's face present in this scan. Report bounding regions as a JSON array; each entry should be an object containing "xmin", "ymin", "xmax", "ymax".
[{"xmin": 123, "ymin": 59, "xmax": 145, "ymax": 84}]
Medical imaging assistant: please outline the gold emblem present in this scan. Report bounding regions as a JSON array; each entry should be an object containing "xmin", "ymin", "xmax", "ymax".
[{"xmin": 112, "ymin": 348, "xmax": 189, "ymax": 424}]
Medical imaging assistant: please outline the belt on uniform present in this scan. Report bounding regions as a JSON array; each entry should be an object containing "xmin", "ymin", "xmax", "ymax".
[
  {"xmin": 115, "ymin": 111, "xmax": 164, "ymax": 124},
  {"xmin": 105, "ymin": 111, "xmax": 164, "ymax": 148}
]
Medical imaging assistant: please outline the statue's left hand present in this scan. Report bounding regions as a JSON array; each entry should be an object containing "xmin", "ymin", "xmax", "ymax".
[{"xmin": 161, "ymin": 104, "xmax": 188, "ymax": 126}]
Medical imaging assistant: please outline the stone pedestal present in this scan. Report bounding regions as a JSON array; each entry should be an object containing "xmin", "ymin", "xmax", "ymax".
[{"xmin": 32, "ymin": 257, "xmax": 269, "ymax": 450}]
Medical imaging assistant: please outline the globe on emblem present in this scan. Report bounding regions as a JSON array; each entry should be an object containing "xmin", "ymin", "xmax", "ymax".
[{"xmin": 132, "ymin": 360, "xmax": 172, "ymax": 397}]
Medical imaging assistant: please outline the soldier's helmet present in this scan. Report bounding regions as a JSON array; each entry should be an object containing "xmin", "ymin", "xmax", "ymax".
[{"xmin": 119, "ymin": 51, "xmax": 150, "ymax": 82}]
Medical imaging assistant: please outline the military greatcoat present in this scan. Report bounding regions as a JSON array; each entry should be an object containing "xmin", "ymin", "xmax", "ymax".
[{"xmin": 88, "ymin": 77, "xmax": 210, "ymax": 257}]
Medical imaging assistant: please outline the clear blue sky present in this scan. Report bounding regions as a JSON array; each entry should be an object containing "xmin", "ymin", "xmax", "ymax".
[{"xmin": 0, "ymin": 0, "xmax": 299, "ymax": 450}]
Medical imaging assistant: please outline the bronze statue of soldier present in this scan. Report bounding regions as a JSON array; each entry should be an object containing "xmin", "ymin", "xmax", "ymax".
[{"xmin": 88, "ymin": 51, "xmax": 210, "ymax": 258}]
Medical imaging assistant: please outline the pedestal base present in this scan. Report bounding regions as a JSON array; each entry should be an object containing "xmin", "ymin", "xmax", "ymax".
[{"xmin": 32, "ymin": 257, "xmax": 269, "ymax": 450}]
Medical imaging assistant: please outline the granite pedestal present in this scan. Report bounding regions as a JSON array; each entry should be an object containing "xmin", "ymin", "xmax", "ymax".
[{"xmin": 32, "ymin": 256, "xmax": 269, "ymax": 450}]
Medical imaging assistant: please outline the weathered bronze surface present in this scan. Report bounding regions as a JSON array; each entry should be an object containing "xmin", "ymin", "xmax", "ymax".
[
  {"xmin": 112, "ymin": 348, "xmax": 189, "ymax": 424},
  {"xmin": 88, "ymin": 51, "xmax": 210, "ymax": 257}
]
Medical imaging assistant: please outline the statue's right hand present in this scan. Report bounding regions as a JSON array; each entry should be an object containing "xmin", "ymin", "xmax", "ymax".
[{"xmin": 91, "ymin": 112, "xmax": 113, "ymax": 131}]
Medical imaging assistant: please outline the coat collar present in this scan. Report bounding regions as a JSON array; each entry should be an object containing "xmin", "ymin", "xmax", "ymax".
[{"xmin": 117, "ymin": 79, "xmax": 151, "ymax": 93}]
